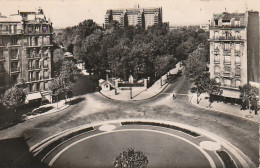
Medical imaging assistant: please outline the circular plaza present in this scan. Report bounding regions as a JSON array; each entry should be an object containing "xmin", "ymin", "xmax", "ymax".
[{"xmin": 30, "ymin": 119, "xmax": 252, "ymax": 168}]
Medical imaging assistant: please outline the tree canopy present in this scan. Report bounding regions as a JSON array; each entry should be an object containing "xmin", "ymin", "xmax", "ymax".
[{"xmin": 54, "ymin": 20, "xmax": 209, "ymax": 82}]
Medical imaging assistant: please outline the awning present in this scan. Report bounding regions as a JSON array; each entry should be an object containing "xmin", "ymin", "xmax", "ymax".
[
  {"xmin": 222, "ymin": 89, "xmax": 240, "ymax": 99},
  {"xmin": 26, "ymin": 92, "xmax": 42, "ymax": 101}
]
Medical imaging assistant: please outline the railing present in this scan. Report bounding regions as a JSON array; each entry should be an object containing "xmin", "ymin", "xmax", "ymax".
[
  {"xmin": 210, "ymin": 36, "xmax": 242, "ymax": 41},
  {"xmin": 43, "ymin": 76, "xmax": 49, "ymax": 79},
  {"xmin": 0, "ymin": 57, "xmax": 5, "ymax": 61}
]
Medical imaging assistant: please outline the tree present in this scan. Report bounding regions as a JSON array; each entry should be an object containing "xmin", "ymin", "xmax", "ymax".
[
  {"xmin": 2, "ymin": 85, "xmax": 27, "ymax": 112},
  {"xmin": 206, "ymin": 79, "xmax": 222, "ymax": 107},
  {"xmin": 59, "ymin": 60, "xmax": 79, "ymax": 102},
  {"xmin": 185, "ymin": 46, "xmax": 209, "ymax": 104},
  {"xmin": 239, "ymin": 84, "xmax": 259, "ymax": 114},
  {"xmin": 114, "ymin": 148, "xmax": 148, "ymax": 168},
  {"xmin": 49, "ymin": 77, "xmax": 65, "ymax": 108}
]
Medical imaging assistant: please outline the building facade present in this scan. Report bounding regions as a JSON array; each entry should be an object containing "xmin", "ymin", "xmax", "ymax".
[
  {"xmin": 105, "ymin": 7, "xmax": 162, "ymax": 29},
  {"xmin": 0, "ymin": 8, "xmax": 53, "ymax": 102},
  {"xmin": 209, "ymin": 11, "xmax": 259, "ymax": 99}
]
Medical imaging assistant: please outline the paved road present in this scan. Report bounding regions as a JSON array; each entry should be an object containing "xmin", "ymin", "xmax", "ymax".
[{"xmin": 0, "ymin": 75, "xmax": 258, "ymax": 167}]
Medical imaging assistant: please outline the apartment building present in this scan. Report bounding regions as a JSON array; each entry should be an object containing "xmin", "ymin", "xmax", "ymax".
[
  {"xmin": 209, "ymin": 11, "xmax": 259, "ymax": 100},
  {"xmin": 105, "ymin": 7, "xmax": 162, "ymax": 29},
  {"xmin": 0, "ymin": 8, "xmax": 53, "ymax": 102}
]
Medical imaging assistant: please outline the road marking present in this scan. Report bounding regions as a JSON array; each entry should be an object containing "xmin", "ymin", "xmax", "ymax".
[{"xmin": 48, "ymin": 129, "xmax": 216, "ymax": 168}]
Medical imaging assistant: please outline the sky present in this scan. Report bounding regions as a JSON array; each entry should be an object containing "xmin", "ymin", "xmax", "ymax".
[{"xmin": 0, "ymin": 0, "xmax": 259, "ymax": 28}]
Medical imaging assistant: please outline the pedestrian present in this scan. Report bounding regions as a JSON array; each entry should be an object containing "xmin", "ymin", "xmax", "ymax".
[{"xmin": 172, "ymin": 93, "xmax": 176, "ymax": 100}]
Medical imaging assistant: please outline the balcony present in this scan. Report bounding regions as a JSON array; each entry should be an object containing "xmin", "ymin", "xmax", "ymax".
[
  {"xmin": 221, "ymin": 71, "xmax": 235, "ymax": 78},
  {"xmin": 0, "ymin": 29, "xmax": 23, "ymax": 35},
  {"xmin": 209, "ymin": 36, "xmax": 243, "ymax": 42}
]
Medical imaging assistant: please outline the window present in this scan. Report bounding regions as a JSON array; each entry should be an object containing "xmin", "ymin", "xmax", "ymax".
[
  {"xmin": 214, "ymin": 54, "xmax": 220, "ymax": 62},
  {"xmin": 29, "ymin": 72, "xmax": 33, "ymax": 81},
  {"xmin": 235, "ymin": 80, "xmax": 241, "ymax": 87},
  {"xmin": 224, "ymin": 66, "xmax": 231, "ymax": 73},
  {"xmin": 214, "ymin": 66, "xmax": 220, "ymax": 74},
  {"xmin": 235, "ymin": 31, "xmax": 240, "ymax": 39},
  {"xmin": 235, "ymin": 43, "xmax": 240, "ymax": 51},
  {"xmin": 42, "ymin": 25, "xmax": 48, "ymax": 33},
  {"xmin": 11, "ymin": 49, "xmax": 18, "ymax": 59},
  {"xmin": 224, "ymin": 78, "xmax": 231, "ymax": 87},
  {"xmin": 215, "ymin": 78, "xmax": 220, "ymax": 83},
  {"xmin": 0, "ymin": 24, "xmax": 2, "ymax": 34},
  {"xmin": 0, "ymin": 38, "xmax": 3, "ymax": 45},
  {"xmin": 0, "ymin": 63, "xmax": 4, "ymax": 72},
  {"xmin": 0, "ymin": 50, "xmax": 3, "ymax": 60},
  {"xmin": 224, "ymin": 55, "xmax": 231, "ymax": 63},
  {"xmin": 235, "ymin": 56, "xmax": 240, "ymax": 64},
  {"xmin": 29, "ymin": 84, "xmax": 33, "ymax": 92},
  {"xmin": 235, "ymin": 21, "xmax": 240, "ymax": 27},
  {"xmin": 28, "ymin": 25, "xmax": 33, "ymax": 33},
  {"xmin": 224, "ymin": 43, "xmax": 231, "ymax": 50},
  {"xmin": 235, "ymin": 68, "xmax": 240, "ymax": 76},
  {"xmin": 44, "ymin": 82, "xmax": 48, "ymax": 90},
  {"xmin": 35, "ymin": 26, "xmax": 40, "ymax": 33},
  {"xmin": 36, "ymin": 72, "xmax": 40, "ymax": 80},
  {"xmin": 11, "ymin": 37, "xmax": 18, "ymax": 45},
  {"xmin": 214, "ymin": 31, "xmax": 219, "ymax": 38},
  {"xmin": 13, "ymin": 25, "xmax": 17, "ymax": 34},
  {"xmin": 11, "ymin": 75, "xmax": 18, "ymax": 83},
  {"xmin": 214, "ymin": 43, "xmax": 219, "ymax": 50}
]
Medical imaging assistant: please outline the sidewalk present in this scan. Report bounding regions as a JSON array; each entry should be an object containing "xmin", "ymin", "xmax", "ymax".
[
  {"xmin": 100, "ymin": 63, "xmax": 183, "ymax": 101},
  {"xmin": 190, "ymin": 93, "xmax": 259, "ymax": 123},
  {"xmin": 100, "ymin": 80, "xmax": 169, "ymax": 101}
]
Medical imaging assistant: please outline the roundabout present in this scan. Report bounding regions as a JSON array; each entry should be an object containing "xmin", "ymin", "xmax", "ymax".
[{"xmin": 30, "ymin": 119, "xmax": 253, "ymax": 168}]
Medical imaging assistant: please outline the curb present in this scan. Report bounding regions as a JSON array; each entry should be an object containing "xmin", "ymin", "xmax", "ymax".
[
  {"xmin": 25, "ymin": 104, "xmax": 70, "ymax": 120},
  {"xmin": 189, "ymin": 94, "xmax": 259, "ymax": 124}
]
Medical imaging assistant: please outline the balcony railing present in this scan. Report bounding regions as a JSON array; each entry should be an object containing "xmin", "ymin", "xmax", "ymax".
[
  {"xmin": 43, "ymin": 76, "xmax": 49, "ymax": 79},
  {"xmin": 0, "ymin": 57, "xmax": 5, "ymax": 61},
  {"xmin": 210, "ymin": 36, "xmax": 243, "ymax": 41}
]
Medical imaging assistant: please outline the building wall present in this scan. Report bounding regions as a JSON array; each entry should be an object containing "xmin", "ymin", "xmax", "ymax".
[
  {"xmin": 0, "ymin": 10, "xmax": 53, "ymax": 101},
  {"xmin": 105, "ymin": 7, "xmax": 162, "ymax": 29},
  {"xmin": 247, "ymin": 11, "xmax": 260, "ymax": 83}
]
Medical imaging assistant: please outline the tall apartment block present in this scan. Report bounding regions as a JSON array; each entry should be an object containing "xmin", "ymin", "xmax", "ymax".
[
  {"xmin": 0, "ymin": 8, "xmax": 53, "ymax": 102},
  {"xmin": 105, "ymin": 7, "xmax": 162, "ymax": 29},
  {"xmin": 209, "ymin": 11, "xmax": 259, "ymax": 99}
]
